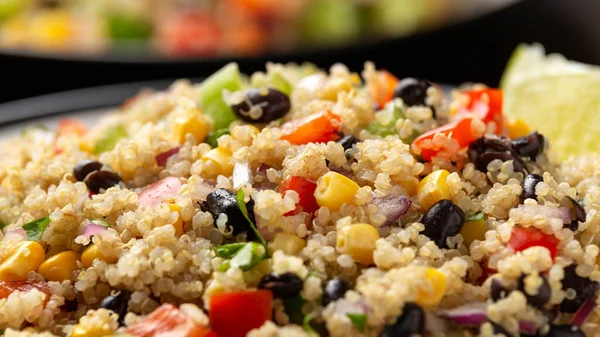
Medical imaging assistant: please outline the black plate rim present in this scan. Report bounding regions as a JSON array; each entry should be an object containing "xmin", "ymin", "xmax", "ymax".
[
  {"xmin": 0, "ymin": 78, "xmax": 204, "ymax": 126},
  {"xmin": 0, "ymin": 0, "xmax": 524, "ymax": 64}
]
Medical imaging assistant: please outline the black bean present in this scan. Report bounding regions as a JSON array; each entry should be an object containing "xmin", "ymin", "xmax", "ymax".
[
  {"xmin": 100, "ymin": 290, "xmax": 131, "ymax": 326},
  {"xmin": 468, "ymin": 135, "xmax": 527, "ymax": 174},
  {"xmin": 517, "ymin": 274, "xmax": 551, "ymax": 308},
  {"xmin": 323, "ymin": 278, "xmax": 350, "ymax": 306},
  {"xmin": 490, "ymin": 278, "xmax": 511, "ymax": 302},
  {"xmin": 521, "ymin": 174, "xmax": 543, "ymax": 202},
  {"xmin": 511, "ymin": 132, "xmax": 545, "ymax": 160},
  {"xmin": 560, "ymin": 265, "xmax": 599, "ymax": 313},
  {"xmin": 230, "ymin": 88, "xmax": 291, "ymax": 123},
  {"xmin": 421, "ymin": 199, "xmax": 465, "ymax": 248},
  {"xmin": 337, "ymin": 135, "xmax": 358, "ymax": 152},
  {"xmin": 258, "ymin": 272, "xmax": 303, "ymax": 299},
  {"xmin": 84, "ymin": 170, "xmax": 123, "ymax": 194},
  {"xmin": 73, "ymin": 160, "xmax": 103, "ymax": 182},
  {"xmin": 201, "ymin": 188, "xmax": 256, "ymax": 239},
  {"xmin": 392, "ymin": 78, "xmax": 432, "ymax": 108},
  {"xmin": 379, "ymin": 303, "xmax": 425, "ymax": 337},
  {"xmin": 491, "ymin": 321, "xmax": 515, "ymax": 337},
  {"xmin": 566, "ymin": 196, "xmax": 586, "ymax": 231},
  {"xmin": 543, "ymin": 324, "xmax": 585, "ymax": 337}
]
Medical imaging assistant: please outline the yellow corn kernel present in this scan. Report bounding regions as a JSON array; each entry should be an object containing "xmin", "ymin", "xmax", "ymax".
[
  {"xmin": 37, "ymin": 250, "xmax": 80, "ymax": 282},
  {"xmin": 0, "ymin": 241, "xmax": 45, "ymax": 281},
  {"xmin": 417, "ymin": 169, "xmax": 450, "ymax": 210},
  {"xmin": 507, "ymin": 118, "xmax": 531, "ymax": 139},
  {"xmin": 459, "ymin": 219, "xmax": 488, "ymax": 247},
  {"xmin": 168, "ymin": 203, "xmax": 184, "ymax": 236},
  {"xmin": 416, "ymin": 267, "xmax": 448, "ymax": 307},
  {"xmin": 315, "ymin": 171, "xmax": 360, "ymax": 212},
  {"xmin": 70, "ymin": 323, "xmax": 112, "ymax": 337},
  {"xmin": 336, "ymin": 223, "xmax": 380, "ymax": 266},
  {"xmin": 243, "ymin": 259, "xmax": 272, "ymax": 285},
  {"xmin": 269, "ymin": 233, "xmax": 306, "ymax": 256},
  {"xmin": 174, "ymin": 114, "xmax": 209, "ymax": 144},
  {"xmin": 202, "ymin": 147, "xmax": 234, "ymax": 177},
  {"xmin": 81, "ymin": 244, "xmax": 118, "ymax": 268},
  {"xmin": 30, "ymin": 11, "xmax": 73, "ymax": 48}
]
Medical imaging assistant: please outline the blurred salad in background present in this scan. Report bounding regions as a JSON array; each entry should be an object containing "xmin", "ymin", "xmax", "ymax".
[{"xmin": 0, "ymin": 0, "xmax": 517, "ymax": 58}]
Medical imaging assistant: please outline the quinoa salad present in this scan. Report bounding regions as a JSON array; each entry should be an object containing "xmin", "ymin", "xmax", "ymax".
[{"xmin": 0, "ymin": 60, "xmax": 597, "ymax": 337}]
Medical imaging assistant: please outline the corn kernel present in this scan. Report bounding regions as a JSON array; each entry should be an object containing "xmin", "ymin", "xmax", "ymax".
[
  {"xmin": 168, "ymin": 203, "xmax": 184, "ymax": 236},
  {"xmin": 417, "ymin": 169, "xmax": 450, "ymax": 210},
  {"xmin": 243, "ymin": 259, "xmax": 272, "ymax": 285},
  {"xmin": 315, "ymin": 171, "xmax": 360, "ymax": 212},
  {"xmin": 507, "ymin": 118, "xmax": 531, "ymax": 139},
  {"xmin": 70, "ymin": 323, "xmax": 113, "ymax": 337},
  {"xmin": 81, "ymin": 244, "xmax": 118, "ymax": 268},
  {"xmin": 460, "ymin": 219, "xmax": 488, "ymax": 247},
  {"xmin": 269, "ymin": 233, "xmax": 306, "ymax": 256},
  {"xmin": 336, "ymin": 223, "xmax": 380, "ymax": 266},
  {"xmin": 174, "ymin": 114, "xmax": 209, "ymax": 144},
  {"xmin": 38, "ymin": 250, "xmax": 80, "ymax": 282},
  {"xmin": 416, "ymin": 267, "xmax": 448, "ymax": 307},
  {"xmin": 0, "ymin": 241, "xmax": 45, "ymax": 281},
  {"xmin": 202, "ymin": 147, "xmax": 234, "ymax": 177}
]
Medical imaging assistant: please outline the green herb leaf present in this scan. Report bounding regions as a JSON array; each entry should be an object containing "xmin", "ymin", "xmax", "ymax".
[
  {"xmin": 230, "ymin": 242, "xmax": 266, "ymax": 271},
  {"xmin": 206, "ymin": 128, "xmax": 230, "ymax": 148},
  {"xmin": 367, "ymin": 100, "xmax": 405, "ymax": 138},
  {"xmin": 90, "ymin": 219, "xmax": 111, "ymax": 228},
  {"xmin": 20, "ymin": 124, "xmax": 50, "ymax": 137},
  {"xmin": 347, "ymin": 313, "xmax": 367, "ymax": 333},
  {"xmin": 213, "ymin": 242, "xmax": 248, "ymax": 258},
  {"xmin": 22, "ymin": 216, "xmax": 50, "ymax": 241},
  {"xmin": 303, "ymin": 313, "xmax": 317, "ymax": 335},
  {"xmin": 93, "ymin": 124, "xmax": 127, "ymax": 154},
  {"xmin": 236, "ymin": 189, "xmax": 268, "ymax": 249},
  {"xmin": 284, "ymin": 295, "xmax": 306, "ymax": 325},
  {"xmin": 465, "ymin": 211, "xmax": 485, "ymax": 222}
]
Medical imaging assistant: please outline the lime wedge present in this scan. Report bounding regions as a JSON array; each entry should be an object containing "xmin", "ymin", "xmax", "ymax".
[{"xmin": 500, "ymin": 43, "xmax": 600, "ymax": 159}]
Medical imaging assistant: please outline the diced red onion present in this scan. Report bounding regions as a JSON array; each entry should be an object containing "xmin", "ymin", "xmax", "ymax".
[
  {"xmin": 518, "ymin": 320, "xmax": 538, "ymax": 334},
  {"xmin": 233, "ymin": 160, "xmax": 253, "ymax": 190},
  {"xmin": 138, "ymin": 177, "xmax": 182, "ymax": 206},
  {"xmin": 189, "ymin": 180, "xmax": 215, "ymax": 202},
  {"xmin": 256, "ymin": 163, "xmax": 271, "ymax": 175},
  {"xmin": 256, "ymin": 215, "xmax": 279, "ymax": 241},
  {"xmin": 4, "ymin": 227, "xmax": 26, "ymax": 240},
  {"xmin": 81, "ymin": 222, "xmax": 108, "ymax": 240},
  {"xmin": 372, "ymin": 194, "xmax": 412, "ymax": 227},
  {"xmin": 155, "ymin": 147, "xmax": 180, "ymax": 167},
  {"xmin": 438, "ymin": 303, "xmax": 488, "ymax": 325},
  {"xmin": 517, "ymin": 204, "xmax": 571, "ymax": 224},
  {"xmin": 570, "ymin": 299, "xmax": 597, "ymax": 326}
]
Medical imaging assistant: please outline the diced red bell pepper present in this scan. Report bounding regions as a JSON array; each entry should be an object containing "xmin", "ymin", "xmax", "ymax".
[
  {"xmin": 0, "ymin": 281, "xmax": 50, "ymax": 304},
  {"xmin": 455, "ymin": 89, "xmax": 503, "ymax": 135},
  {"xmin": 56, "ymin": 119, "xmax": 87, "ymax": 137},
  {"xmin": 412, "ymin": 117, "xmax": 480, "ymax": 161},
  {"xmin": 280, "ymin": 176, "xmax": 319, "ymax": 215},
  {"xmin": 125, "ymin": 303, "xmax": 215, "ymax": 337},
  {"xmin": 508, "ymin": 226, "xmax": 559, "ymax": 260},
  {"xmin": 367, "ymin": 70, "xmax": 399, "ymax": 109},
  {"xmin": 157, "ymin": 13, "xmax": 220, "ymax": 56},
  {"xmin": 475, "ymin": 260, "xmax": 496, "ymax": 285},
  {"xmin": 280, "ymin": 110, "xmax": 342, "ymax": 145},
  {"xmin": 210, "ymin": 290, "xmax": 273, "ymax": 337}
]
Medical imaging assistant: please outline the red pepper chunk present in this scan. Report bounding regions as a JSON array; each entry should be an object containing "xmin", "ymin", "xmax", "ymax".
[
  {"xmin": 456, "ymin": 89, "xmax": 503, "ymax": 135},
  {"xmin": 280, "ymin": 110, "xmax": 342, "ymax": 145},
  {"xmin": 280, "ymin": 176, "xmax": 319, "ymax": 215},
  {"xmin": 508, "ymin": 226, "xmax": 559, "ymax": 260},
  {"xmin": 412, "ymin": 117, "xmax": 480, "ymax": 161},
  {"xmin": 125, "ymin": 303, "xmax": 215, "ymax": 337},
  {"xmin": 56, "ymin": 119, "xmax": 88, "ymax": 137},
  {"xmin": 367, "ymin": 70, "xmax": 399, "ymax": 108},
  {"xmin": 210, "ymin": 290, "xmax": 273, "ymax": 337},
  {"xmin": 0, "ymin": 281, "xmax": 50, "ymax": 304}
]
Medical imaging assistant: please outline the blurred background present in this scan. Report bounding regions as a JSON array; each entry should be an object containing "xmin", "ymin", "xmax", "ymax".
[{"xmin": 0, "ymin": 0, "xmax": 599, "ymax": 105}]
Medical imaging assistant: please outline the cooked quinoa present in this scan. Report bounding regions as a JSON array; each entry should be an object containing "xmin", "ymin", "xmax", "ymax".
[{"xmin": 0, "ymin": 61, "xmax": 597, "ymax": 337}]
